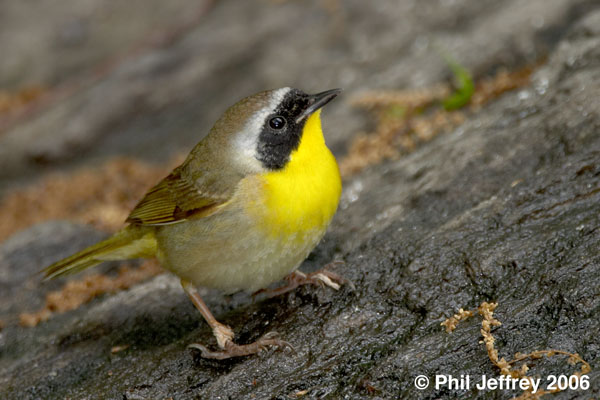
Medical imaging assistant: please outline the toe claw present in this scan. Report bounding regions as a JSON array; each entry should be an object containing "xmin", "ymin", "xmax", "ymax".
[
  {"xmin": 187, "ymin": 343, "xmax": 215, "ymax": 358},
  {"xmin": 187, "ymin": 343, "xmax": 207, "ymax": 351},
  {"xmin": 256, "ymin": 264, "xmax": 349, "ymax": 298},
  {"xmin": 261, "ymin": 331, "xmax": 280, "ymax": 340},
  {"xmin": 279, "ymin": 340, "xmax": 296, "ymax": 354}
]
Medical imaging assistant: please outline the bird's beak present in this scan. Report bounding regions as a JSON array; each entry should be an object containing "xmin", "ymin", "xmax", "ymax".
[{"xmin": 296, "ymin": 88, "xmax": 342, "ymax": 123}]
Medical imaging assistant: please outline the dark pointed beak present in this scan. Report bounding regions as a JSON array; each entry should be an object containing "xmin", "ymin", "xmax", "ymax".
[{"xmin": 296, "ymin": 88, "xmax": 342, "ymax": 123}]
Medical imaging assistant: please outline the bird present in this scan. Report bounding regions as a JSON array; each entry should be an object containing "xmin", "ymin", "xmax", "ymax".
[{"xmin": 43, "ymin": 87, "xmax": 344, "ymax": 359}]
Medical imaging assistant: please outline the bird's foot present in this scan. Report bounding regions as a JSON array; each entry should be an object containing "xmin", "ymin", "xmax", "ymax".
[
  {"xmin": 254, "ymin": 261, "xmax": 351, "ymax": 298},
  {"xmin": 188, "ymin": 331, "xmax": 294, "ymax": 360},
  {"xmin": 212, "ymin": 321, "xmax": 235, "ymax": 349}
]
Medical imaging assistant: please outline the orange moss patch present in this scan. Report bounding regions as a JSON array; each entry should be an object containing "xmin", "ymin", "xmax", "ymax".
[
  {"xmin": 470, "ymin": 65, "xmax": 536, "ymax": 110},
  {"xmin": 441, "ymin": 307, "xmax": 475, "ymax": 333},
  {"xmin": 444, "ymin": 302, "xmax": 591, "ymax": 400},
  {"xmin": 0, "ymin": 86, "xmax": 45, "ymax": 116},
  {"xmin": 0, "ymin": 156, "xmax": 183, "ymax": 242},
  {"xmin": 339, "ymin": 64, "xmax": 537, "ymax": 176},
  {"xmin": 349, "ymin": 85, "xmax": 451, "ymax": 112},
  {"xmin": 19, "ymin": 260, "xmax": 162, "ymax": 327}
]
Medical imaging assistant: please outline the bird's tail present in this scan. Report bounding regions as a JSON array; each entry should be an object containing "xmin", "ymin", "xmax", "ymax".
[{"xmin": 43, "ymin": 226, "xmax": 157, "ymax": 279}]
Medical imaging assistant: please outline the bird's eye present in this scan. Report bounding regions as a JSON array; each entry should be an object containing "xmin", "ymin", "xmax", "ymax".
[{"xmin": 269, "ymin": 116, "xmax": 286, "ymax": 130}]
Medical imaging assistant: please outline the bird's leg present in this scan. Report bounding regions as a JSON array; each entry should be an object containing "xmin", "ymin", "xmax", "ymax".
[
  {"xmin": 254, "ymin": 261, "xmax": 351, "ymax": 298},
  {"xmin": 181, "ymin": 279, "xmax": 292, "ymax": 359},
  {"xmin": 181, "ymin": 279, "xmax": 234, "ymax": 348}
]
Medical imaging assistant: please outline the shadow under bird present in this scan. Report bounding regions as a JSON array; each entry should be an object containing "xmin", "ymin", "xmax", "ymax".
[{"xmin": 43, "ymin": 87, "xmax": 345, "ymax": 359}]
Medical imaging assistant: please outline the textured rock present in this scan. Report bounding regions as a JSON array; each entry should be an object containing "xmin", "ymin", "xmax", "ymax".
[{"xmin": 1, "ymin": 1, "xmax": 599, "ymax": 399}]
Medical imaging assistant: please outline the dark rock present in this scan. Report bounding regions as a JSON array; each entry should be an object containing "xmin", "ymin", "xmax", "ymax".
[{"xmin": 0, "ymin": 222, "xmax": 107, "ymax": 322}]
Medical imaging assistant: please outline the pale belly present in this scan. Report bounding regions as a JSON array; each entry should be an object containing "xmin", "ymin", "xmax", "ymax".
[{"xmin": 153, "ymin": 196, "xmax": 328, "ymax": 293}]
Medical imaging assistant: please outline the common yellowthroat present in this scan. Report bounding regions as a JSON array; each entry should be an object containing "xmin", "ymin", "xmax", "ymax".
[{"xmin": 43, "ymin": 88, "xmax": 344, "ymax": 359}]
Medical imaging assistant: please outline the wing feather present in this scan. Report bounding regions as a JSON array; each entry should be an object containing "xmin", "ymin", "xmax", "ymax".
[{"xmin": 126, "ymin": 167, "xmax": 227, "ymax": 226}]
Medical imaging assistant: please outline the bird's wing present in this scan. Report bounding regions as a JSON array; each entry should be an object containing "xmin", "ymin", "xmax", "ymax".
[{"xmin": 126, "ymin": 166, "xmax": 231, "ymax": 226}]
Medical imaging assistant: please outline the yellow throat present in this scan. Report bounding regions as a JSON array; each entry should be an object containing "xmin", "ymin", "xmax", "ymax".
[{"xmin": 257, "ymin": 110, "xmax": 341, "ymax": 237}]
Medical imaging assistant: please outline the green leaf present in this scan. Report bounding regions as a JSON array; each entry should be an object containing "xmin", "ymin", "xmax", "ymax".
[{"xmin": 442, "ymin": 57, "xmax": 474, "ymax": 110}]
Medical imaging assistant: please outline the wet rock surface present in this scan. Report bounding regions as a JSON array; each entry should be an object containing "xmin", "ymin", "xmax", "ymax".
[{"xmin": 1, "ymin": 1, "xmax": 599, "ymax": 399}]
